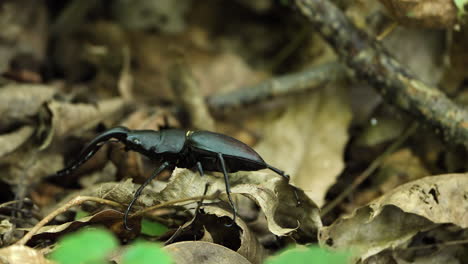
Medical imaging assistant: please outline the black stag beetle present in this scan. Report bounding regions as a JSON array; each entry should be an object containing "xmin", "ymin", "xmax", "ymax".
[{"xmin": 56, "ymin": 126, "xmax": 291, "ymax": 230}]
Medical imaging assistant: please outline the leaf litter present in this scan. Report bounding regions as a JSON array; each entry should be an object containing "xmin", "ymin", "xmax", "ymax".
[{"xmin": 1, "ymin": 1, "xmax": 468, "ymax": 263}]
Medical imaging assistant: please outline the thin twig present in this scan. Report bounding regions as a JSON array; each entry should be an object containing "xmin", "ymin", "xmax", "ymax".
[
  {"xmin": 131, "ymin": 192, "xmax": 220, "ymax": 219},
  {"xmin": 295, "ymin": 0, "xmax": 468, "ymax": 147},
  {"xmin": 376, "ymin": 22, "xmax": 398, "ymax": 41},
  {"xmin": 207, "ymin": 61, "xmax": 347, "ymax": 112},
  {"xmin": 16, "ymin": 196, "xmax": 123, "ymax": 246},
  {"xmin": 321, "ymin": 123, "xmax": 418, "ymax": 217},
  {"xmin": 0, "ymin": 200, "xmax": 23, "ymax": 210}
]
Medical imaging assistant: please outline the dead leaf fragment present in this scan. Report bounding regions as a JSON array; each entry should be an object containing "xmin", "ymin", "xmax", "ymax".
[
  {"xmin": 48, "ymin": 97, "xmax": 126, "ymax": 138},
  {"xmin": 0, "ymin": 125, "xmax": 34, "ymax": 158},
  {"xmin": 0, "ymin": 245, "xmax": 53, "ymax": 264},
  {"xmin": 157, "ymin": 169, "xmax": 321, "ymax": 239},
  {"xmin": 254, "ymin": 84, "xmax": 351, "ymax": 206},
  {"xmin": 320, "ymin": 173, "xmax": 468, "ymax": 260},
  {"xmin": 164, "ymin": 241, "xmax": 251, "ymax": 264},
  {"xmin": 379, "ymin": 0, "xmax": 457, "ymax": 28},
  {"xmin": 0, "ymin": 84, "xmax": 56, "ymax": 130}
]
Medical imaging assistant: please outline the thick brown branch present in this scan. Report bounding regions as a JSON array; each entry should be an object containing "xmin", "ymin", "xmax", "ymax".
[{"xmin": 295, "ymin": 0, "xmax": 468, "ymax": 146}]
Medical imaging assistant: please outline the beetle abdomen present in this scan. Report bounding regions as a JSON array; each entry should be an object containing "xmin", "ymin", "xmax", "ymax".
[{"xmin": 188, "ymin": 131, "xmax": 266, "ymax": 172}]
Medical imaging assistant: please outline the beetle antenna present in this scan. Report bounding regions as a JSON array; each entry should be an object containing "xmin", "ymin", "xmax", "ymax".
[
  {"xmin": 217, "ymin": 153, "xmax": 237, "ymax": 227},
  {"xmin": 124, "ymin": 161, "xmax": 171, "ymax": 230}
]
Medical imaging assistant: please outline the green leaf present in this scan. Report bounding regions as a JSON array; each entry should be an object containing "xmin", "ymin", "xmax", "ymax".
[
  {"xmin": 265, "ymin": 246, "xmax": 350, "ymax": 264},
  {"xmin": 49, "ymin": 228, "xmax": 118, "ymax": 264},
  {"xmin": 74, "ymin": 210, "xmax": 89, "ymax": 220},
  {"xmin": 455, "ymin": 0, "xmax": 468, "ymax": 17},
  {"xmin": 140, "ymin": 218, "xmax": 169, "ymax": 236},
  {"xmin": 122, "ymin": 241, "xmax": 173, "ymax": 264}
]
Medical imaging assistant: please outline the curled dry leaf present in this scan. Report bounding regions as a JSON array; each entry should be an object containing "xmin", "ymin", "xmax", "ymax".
[
  {"xmin": 156, "ymin": 169, "xmax": 321, "ymax": 239},
  {"xmin": 47, "ymin": 97, "xmax": 126, "ymax": 138},
  {"xmin": 254, "ymin": 84, "xmax": 351, "ymax": 206},
  {"xmin": 56, "ymin": 168, "xmax": 320, "ymax": 240},
  {"xmin": 379, "ymin": 0, "xmax": 457, "ymax": 28},
  {"xmin": 320, "ymin": 173, "xmax": 468, "ymax": 260},
  {"xmin": 0, "ymin": 245, "xmax": 53, "ymax": 264},
  {"xmin": 164, "ymin": 241, "xmax": 251, "ymax": 264},
  {"xmin": 0, "ymin": 84, "xmax": 56, "ymax": 130},
  {"xmin": 201, "ymin": 205, "xmax": 266, "ymax": 264},
  {"xmin": 0, "ymin": 125, "xmax": 34, "ymax": 158}
]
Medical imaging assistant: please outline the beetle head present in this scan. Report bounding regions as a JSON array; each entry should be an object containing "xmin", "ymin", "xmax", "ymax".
[{"xmin": 124, "ymin": 129, "xmax": 163, "ymax": 153}]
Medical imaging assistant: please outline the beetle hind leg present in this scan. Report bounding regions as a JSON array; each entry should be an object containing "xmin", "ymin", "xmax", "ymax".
[
  {"xmin": 217, "ymin": 153, "xmax": 237, "ymax": 226},
  {"xmin": 266, "ymin": 164, "xmax": 301, "ymax": 206},
  {"xmin": 266, "ymin": 164, "xmax": 290, "ymax": 182}
]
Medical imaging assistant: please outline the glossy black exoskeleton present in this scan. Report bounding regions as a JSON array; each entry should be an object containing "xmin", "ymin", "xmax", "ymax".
[{"xmin": 56, "ymin": 126, "xmax": 290, "ymax": 229}]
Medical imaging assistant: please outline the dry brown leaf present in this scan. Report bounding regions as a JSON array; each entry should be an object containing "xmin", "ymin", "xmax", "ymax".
[
  {"xmin": 0, "ymin": 245, "xmax": 53, "ymax": 264},
  {"xmin": 56, "ymin": 168, "xmax": 320, "ymax": 240},
  {"xmin": 353, "ymin": 148, "xmax": 430, "ymax": 206},
  {"xmin": 0, "ymin": 125, "xmax": 34, "ymax": 158},
  {"xmin": 0, "ymin": 84, "xmax": 56, "ymax": 130},
  {"xmin": 379, "ymin": 0, "xmax": 457, "ymax": 28},
  {"xmin": 164, "ymin": 241, "xmax": 251, "ymax": 264},
  {"xmin": 1, "ymin": 152, "xmax": 63, "ymax": 186},
  {"xmin": 48, "ymin": 97, "xmax": 126, "ymax": 138},
  {"xmin": 0, "ymin": 0, "xmax": 48, "ymax": 73},
  {"xmin": 254, "ymin": 84, "xmax": 352, "ymax": 206},
  {"xmin": 382, "ymin": 27, "xmax": 445, "ymax": 85},
  {"xmin": 320, "ymin": 173, "xmax": 468, "ymax": 260},
  {"xmin": 156, "ymin": 169, "xmax": 321, "ymax": 239},
  {"xmin": 441, "ymin": 28, "xmax": 468, "ymax": 94},
  {"xmin": 130, "ymin": 30, "xmax": 263, "ymax": 102}
]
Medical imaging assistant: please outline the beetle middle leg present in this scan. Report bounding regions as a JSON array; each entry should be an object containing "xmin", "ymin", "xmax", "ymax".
[
  {"xmin": 195, "ymin": 161, "xmax": 209, "ymax": 212},
  {"xmin": 124, "ymin": 161, "xmax": 171, "ymax": 230},
  {"xmin": 196, "ymin": 162, "xmax": 204, "ymax": 177},
  {"xmin": 217, "ymin": 153, "xmax": 237, "ymax": 226}
]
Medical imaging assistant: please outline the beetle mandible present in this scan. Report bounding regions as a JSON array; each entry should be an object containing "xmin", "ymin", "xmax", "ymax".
[{"xmin": 56, "ymin": 126, "xmax": 290, "ymax": 229}]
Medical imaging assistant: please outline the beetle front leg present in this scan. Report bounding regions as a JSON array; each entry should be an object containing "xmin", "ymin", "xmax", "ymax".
[
  {"xmin": 124, "ymin": 161, "xmax": 171, "ymax": 230},
  {"xmin": 196, "ymin": 162, "xmax": 204, "ymax": 177},
  {"xmin": 217, "ymin": 153, "xmax": 237, "ymax": 226}
]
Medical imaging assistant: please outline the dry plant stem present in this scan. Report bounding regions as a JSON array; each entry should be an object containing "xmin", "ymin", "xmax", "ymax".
[
  {"xmin": 16, "ymin": 196, "xmax": 123, "ymax": 246},
  {"xmin": 169, "ymin": 62, "xmax": 216, "ymax": 131},
  {"xmin": 295, "ymin": 0, "xmax": 468, "ymax": 147},
  {"xmin": 131, "ymin": 192, "xmax": 219, "ymax": 219},
  {"xmin": 0, "ymin": 200, "xmax": 23, "ymax": 209},
  {"xmin": 321, "ymin": 123, "xmax": 418, "ymax": 217},
  {"xmin": 207, "ymin": 61, "xmax": 347, "ymax": 111},
  {"xmin": 376, "ymin": 22, "xmax": 398, "ymax": 41}
]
